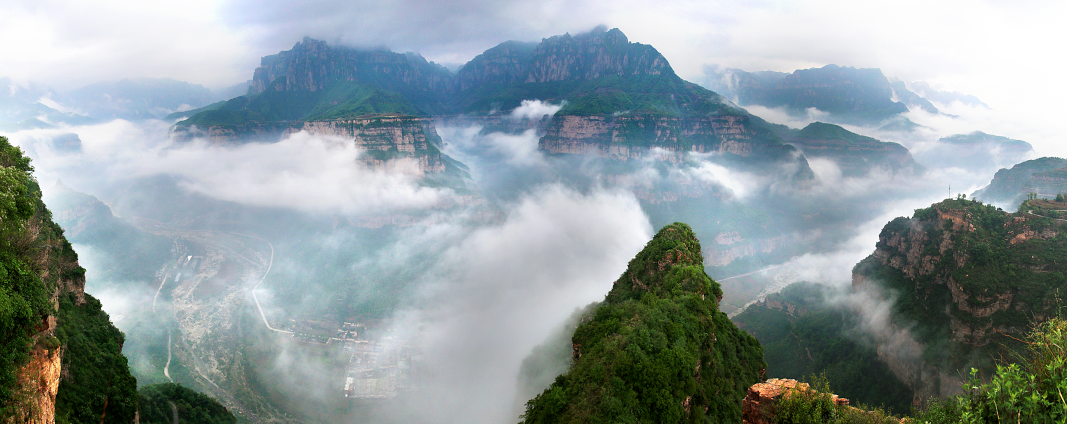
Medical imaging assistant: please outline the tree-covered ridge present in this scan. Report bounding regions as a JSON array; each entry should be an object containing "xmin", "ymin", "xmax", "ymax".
[
  {"xmin": 137, "ymin": 383, "xmax": 235, "ymax": 424},
  {"xmin": 522, "ymin": 223, "xmax": 765, "ymax": 423},
  {"xmin": 0, "ymin": 135, "xmax": 138, "ymax": 422},
  {"xmin": 855, "ymin": 198, "xmax": 1067, "ymax": 372}
]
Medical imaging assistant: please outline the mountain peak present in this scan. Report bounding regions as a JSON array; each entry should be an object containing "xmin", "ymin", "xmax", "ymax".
[{"xmin": 606, "ymin": 222, "xmax": 721, "ymax": 303}]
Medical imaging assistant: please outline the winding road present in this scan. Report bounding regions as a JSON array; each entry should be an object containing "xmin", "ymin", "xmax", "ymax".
[{"xmin": 231, "ymin": 233, "xmax": 292, "ymax": 335}]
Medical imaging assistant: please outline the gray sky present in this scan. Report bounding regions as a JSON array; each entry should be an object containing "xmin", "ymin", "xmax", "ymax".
[{"xmin": 2, "ymin": 0, "xmax": 1065, "ymax": 151}]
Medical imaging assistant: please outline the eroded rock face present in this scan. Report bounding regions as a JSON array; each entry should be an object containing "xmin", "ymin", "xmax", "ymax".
[
  {"xmin": 248, "ymin": 37, "xmax": 453, "ymax": 97},
  {"xmin": 741, "ymin": 379, "xmax": 849, "ymax": 424},
  {"xmin": 538, "ymin": 114, "xmax": 797, "ymax": 163},
  {"xmin": 291, "ymin": 116, "xmax": 447, "ymax": 173},
  {"xmin": 9, "ymin": 348, "xmax": 63, "ymax": 424}
]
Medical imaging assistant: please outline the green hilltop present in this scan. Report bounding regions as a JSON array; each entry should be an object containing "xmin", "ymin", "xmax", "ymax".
[{"xmin": 521, "ymin": 223, "xmax": 764, "ymax": 423}]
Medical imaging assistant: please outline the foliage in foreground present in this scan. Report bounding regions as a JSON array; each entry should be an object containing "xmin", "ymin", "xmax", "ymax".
[
  {"xmin": 773, "ymin": 374, "xmax": 900, "ymax": 424},
  {"xmin": 914, "ymin": 317, "xmax": 1067, "ymax": 424},
  {"xmin": 521, "ymin": 223, "xmax": 765, "ymax": 423},
  {"xmin": 0, "ymin": 136, "xmax": 82, "ymax": 419}
]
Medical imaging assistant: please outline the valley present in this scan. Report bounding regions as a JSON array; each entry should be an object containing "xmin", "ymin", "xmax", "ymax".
[{"xmin": 1, "ymin": 10, "xmax": 1065, "ymax": 423}]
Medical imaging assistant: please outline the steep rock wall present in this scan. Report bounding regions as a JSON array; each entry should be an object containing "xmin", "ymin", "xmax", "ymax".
[{"xmin": 538, "ymin": 114, "xmax": 796, "ymax": 163}]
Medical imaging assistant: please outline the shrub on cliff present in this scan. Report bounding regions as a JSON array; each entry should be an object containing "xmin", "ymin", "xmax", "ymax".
[
  {"xmin": 521, "ymin": 223, "xmax": 765, "ymax": 423},
  {"xmin": 915, "ymin": 317, "xmax": 1067, "ymax": 423}
]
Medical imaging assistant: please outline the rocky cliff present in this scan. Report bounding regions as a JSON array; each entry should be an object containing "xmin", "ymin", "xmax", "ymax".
[
  {"xmin": 289, "ymin": 115, "xmax": 448, "ymax": 172},
  {"xmin": 455, "ymin": 26, "xmax": 671, "ymax": 93},
  {"xmin": 0, "ymin": 136, "xmax": 138, "ymax": 424},
  {"xmin": 9, "ymin": 348, "xmax": 62, "ymax": 424},
  {"xmin": 538, "ymin": 114, "xmax": 800, "ymax": 164},
  {"xmin": 1021, "ymin": 168, "xmax": 1067, "ymax": 201},
  {"xmin": 851, "ymin": 198, "xmax": 1067, "ymax": 399},
  {"xmin": 177, "ymin": 27, "xmax": 812, "ymax": 177},
  {"xmin": 248, "ymin": 37, "xmax": 453, "ymax": 111}
]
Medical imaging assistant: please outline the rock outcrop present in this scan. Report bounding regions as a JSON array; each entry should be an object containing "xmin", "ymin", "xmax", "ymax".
[
  {"xmin": 290, "ymin": 116, "xmax": 449, "ymax": 173},
  {"xmin": 248, "ymin": 37, "xmax": 453, "ymax": 105},
  {"xmin": 742, "ymin": 379, "xmax": 850, "ymax": 424},
  {"xmin": 9, "ymin": 348, "xmax": 63, "ymax": 424}
]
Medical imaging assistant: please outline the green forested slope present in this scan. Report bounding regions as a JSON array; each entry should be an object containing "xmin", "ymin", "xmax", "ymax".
[{"xmin": 521, "ymin": 223, "xmax": 765, "ymax": 423}]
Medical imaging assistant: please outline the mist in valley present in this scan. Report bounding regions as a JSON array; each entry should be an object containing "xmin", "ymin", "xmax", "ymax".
[{"xmin": 3, "ymin": 2, "xmax": 1065, "ymax": 421}]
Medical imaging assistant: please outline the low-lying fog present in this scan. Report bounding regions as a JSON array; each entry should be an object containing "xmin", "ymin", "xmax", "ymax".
[{"xmin": 3, "ymin": 98, "xmax": 1029, "ymax": 422}]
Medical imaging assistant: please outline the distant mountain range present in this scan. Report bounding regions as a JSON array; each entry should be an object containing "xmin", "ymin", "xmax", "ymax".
[
  {"xmin": 173, "ymin": 27, "xmax": 936, "ymax": 184},
  {"xmin": 703, "ymin": 64, "xmax": 987, "ymax": 126},
  {"xmin": 0, "ymin": 77, "xmax": 250, "ymax": 130}
]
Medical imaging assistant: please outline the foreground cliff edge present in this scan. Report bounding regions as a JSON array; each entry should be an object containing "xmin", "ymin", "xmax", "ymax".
[
  {"xmin": 0, "ymin": 136, "xmax": 235, "ymax": 424},
  {"xmin": 521, "ymin": 222, "xmax": 765, "ymax": 423}
]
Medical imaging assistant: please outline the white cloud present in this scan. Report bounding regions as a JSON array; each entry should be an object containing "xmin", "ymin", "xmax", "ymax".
[
  {"xmin": 7, "ymin": 119, "xmax": 453, "ymax": 215},
  {"xmin": 509, "ymin": 99, "xmax": 565, "ymax": 120},
  {"xmin": 344, "ymin": 184, "xmax": 653, "ymax": 423}
]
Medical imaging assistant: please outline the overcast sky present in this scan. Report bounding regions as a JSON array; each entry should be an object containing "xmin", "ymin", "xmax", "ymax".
[{"xmin": 2, "ymin": 0, "xmax": 1065, "ymax": 148}]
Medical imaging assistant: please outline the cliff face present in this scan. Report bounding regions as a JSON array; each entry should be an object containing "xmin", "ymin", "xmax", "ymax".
[
  {"xmin": 538, "ymin": 114, "xmax": 800, "ymax": 164},
  {"xmin": 248, "ymin": 37, "xmax": 453, "ymax": 101},
  {"xmin": 290, "ymin": 116, "xmax": 449, "ymax": 173},
  {"xmin": 852, "ymin": 198, "xmax": 1067, "ymax": 399},
  {"xmin": 1, "ymin": 137, "xmax": 137, "ymax": 424},
  {"xmin": 9, "ymin": 348, "xmax": 62, "ymax": 424},
  {"xmin": 455, "ymin": 26, "xmax": 672, "ymax": 90},
  {"xmin": 1021, "ymin": 168, "xmax": 1067, "ymax": 200}
]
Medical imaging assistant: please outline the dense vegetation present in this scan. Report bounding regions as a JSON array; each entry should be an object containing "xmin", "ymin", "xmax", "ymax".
[
  {"xmin": 0, "ymin": 136, "xmax": 55, "ymax": 418},
  {"xmin": 53, "ymin": 293, "xmax": 138, "ymax": 424},
  {"xmin": 771, "ymin": 374, "xmax": 900, "ymax": 424},
  {"xmin": 732, "ymin": 283, "xmax": 914, "ymax": 415},
  {"xmin": 521, "ymin": 223, "xmax": 765, "ymax": 423},
  {"xmin": 138, "ymin": 383, "xmax": 236, "ymax": 424}
]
